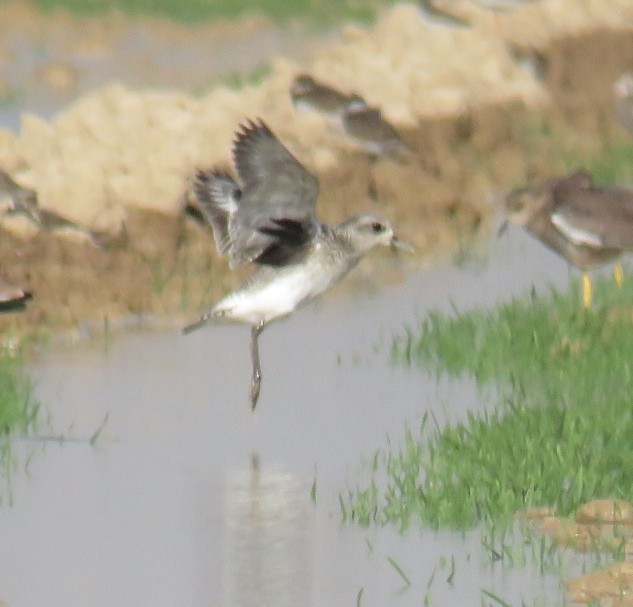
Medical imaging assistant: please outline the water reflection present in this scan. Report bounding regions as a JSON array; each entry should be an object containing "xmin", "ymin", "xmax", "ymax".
[{"xmin": 224, "ymin": 454, "xmax": 314, "ymax": 607}]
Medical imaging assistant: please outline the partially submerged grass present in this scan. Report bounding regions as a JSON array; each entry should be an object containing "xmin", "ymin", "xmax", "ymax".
[
  {"xmin": 27, "ymin": 0, "xmax": 390, "ymax": 25},
  {"xmin": 343, "ymin": 274, "xmax": 633, "ymax": 530},
  {"xmin": 0, "ymin": 350, "xmax": 38, "ymax": 470}
]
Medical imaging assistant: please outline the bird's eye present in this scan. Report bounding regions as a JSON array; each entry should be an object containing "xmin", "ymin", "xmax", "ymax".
[{"xmin": 371, "ymin": 222, "xmax": 385, "ymax": 233}]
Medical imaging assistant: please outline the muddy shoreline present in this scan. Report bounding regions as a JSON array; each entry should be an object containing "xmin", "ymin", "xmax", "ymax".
[{"xmin": 1, "ymin": 2, "xmax": 632, "ymax": 340}]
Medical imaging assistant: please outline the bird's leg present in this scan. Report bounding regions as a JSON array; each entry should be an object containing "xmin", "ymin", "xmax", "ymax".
[
  {"xmin": 250, "ymin": 320, "xmax": 266, "ymax": 411},
  {"xmin": 582, "ymin": 273, "xmax": 593, "ymax": 309},
  {"xmin": 614, "ymin": 262, "xmax": 625, "ymax": 288}
]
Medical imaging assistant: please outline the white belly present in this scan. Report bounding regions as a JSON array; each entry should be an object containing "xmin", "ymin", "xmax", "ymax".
[{"xmin": 212, "ymin": 260, "xmax": 346, "ymax": 325}]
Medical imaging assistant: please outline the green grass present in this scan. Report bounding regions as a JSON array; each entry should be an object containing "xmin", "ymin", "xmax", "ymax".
[
  {"xmin": 342, "ymin": 275, "xmax": 633, "ymax": 530},
  {"xmin": 564, "ymin": 140, "xmax": 633, "ymax": 185},
  {"xmin": 24, "ymin": 0, "xmax": 391, "ymax": 25},
  {"xmin": 193, "ymin": 63, "xmax": 272, "ymax": 97},
  {"xmin": 517, "ymin": 119, "xmax": 633, "ymax": 186},
  {"xmin": 0, "ymin": 350, "xmax": 38, "ymax": 470}
]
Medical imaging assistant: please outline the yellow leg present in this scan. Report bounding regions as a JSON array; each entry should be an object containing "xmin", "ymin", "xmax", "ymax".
[
  {"xmin": 582, "ymin": 273, "xmax": 593, "ymax": 309},
  {"xmin": 614, "ymin": 262, "xmax": 624, "ymax": 288}
]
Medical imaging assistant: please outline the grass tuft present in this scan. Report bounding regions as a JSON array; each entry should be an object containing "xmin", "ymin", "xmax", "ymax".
[
  {"xmin": 344, "ymin": 274, "xmax": 633, "ymax": 530},
  {"xmin": 27, "ymin": 0, "xmax": 389, "ymax": 26},
  {"xmin": 0, "ymin": 352, "xmax": 37, "ymax": 438},
  {"xmin": 0, "ymin": 349, "xmax": 39, "ymax": 479}
]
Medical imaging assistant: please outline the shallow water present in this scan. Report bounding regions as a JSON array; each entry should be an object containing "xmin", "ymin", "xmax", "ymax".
[{"xmin": 0, "ymin": 228, "xmax": 612, "ymax": 606}]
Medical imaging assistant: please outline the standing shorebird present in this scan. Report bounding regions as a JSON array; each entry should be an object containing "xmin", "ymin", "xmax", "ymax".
[
  {"xmin": 184, "ymin": 118, "xmax": 412, "ymax": 409},
  {"xmin": 418, "ymin": 0, "xmax": 469, "ymax": 26},
  {"xmin": 290, "ymin": 74, "xmax": 361, "ymax": 118},
  {"xmin": 0, "ymin": 169, "xmax": 76, "ymax": 230},
  {"xmin": 0, "ymin": 169, "xmax": 38, "ymax": 214},
  {"xmin": 341, "ymin": 98, "xmax": 409, "ymax": 158},
  {"xmin": 501, "ymin": 170, "xmax": 633, "ymax": 307},
  {"xmin": 0, "ymin": 277, "xmax": 31, "ymax": 313}
]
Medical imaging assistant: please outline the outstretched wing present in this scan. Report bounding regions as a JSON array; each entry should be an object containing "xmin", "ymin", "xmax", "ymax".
[
  {"xmin": 191, "ymin": 169, "xmax": 241, "ymax": 258},
  {"xmin": 228, "ymin": 118, "xmax": 320, "ymax": 267}
]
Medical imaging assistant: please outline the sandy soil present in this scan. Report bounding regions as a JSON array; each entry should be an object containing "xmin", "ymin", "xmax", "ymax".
[{"xmin": 0, "ymin": 0, "xmax": 632, "ymax": 340}]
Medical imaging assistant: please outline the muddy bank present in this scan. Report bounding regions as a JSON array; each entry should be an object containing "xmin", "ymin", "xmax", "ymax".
[{"xmin": 0, "ymin": 1, "xmax": 632, "ymax": 339}]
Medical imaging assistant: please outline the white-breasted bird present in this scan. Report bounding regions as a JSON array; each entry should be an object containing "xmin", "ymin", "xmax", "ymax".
[{"xmin": 184, "ymin": 118, "xmax": 412, "ymax": 409}]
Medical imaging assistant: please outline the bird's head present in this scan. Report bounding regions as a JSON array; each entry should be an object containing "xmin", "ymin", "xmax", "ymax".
[{"xmin": 341, "ymin": 214, "xmax": 413, "ymax": 254}]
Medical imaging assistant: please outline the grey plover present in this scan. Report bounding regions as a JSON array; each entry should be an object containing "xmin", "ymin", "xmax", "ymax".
[
  {"xmin": 501, "ymin": 170, "xmax": 633, "ymax": 307},
  {"xmin": 614, "ymin": 72, "xmax": 633, "ymax": 135},
  {"xmin": 184, "ymin": 118, "xmax": 412, "ymax": 409},
  {"xmin": 290, "ymin": 74, "xmax": 361, "ymax": 118},
  {"xmin": 341, "ymin": 98, "xmax": 409, "ymax": 158}
]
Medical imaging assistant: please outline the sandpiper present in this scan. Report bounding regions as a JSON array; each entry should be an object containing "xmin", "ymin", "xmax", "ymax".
[
  {"xmin": 418, "ymin": 0, "xmax": 469, "ymax": 26},
  {"xmin": 290, "ymin": 74, "xmax": 361, "ymax": 118},
  {"xmin": 184, "ymin": 118, "xmax": 412, "ymax": 409},
  {"xmin": 501, "ymin": 170, "xmax": 633, "ymax": 307},
  {"xmin": 0, "ymin": 169, "xmax": 38, "ymax": 214},
  {"xmin": 341, "ymin": 98, "xmax": 409, "ymax": 158},
  {"xmin": 0, "ymin": 277, "xmax": 31, "ymax": 313},
  {"xmin": 472, "ymin": 0, "xmax": 540, "ymax": 11},
  {"xmin": 0, "ymin": 168, "xmax": 80, "ymax": 231},
  {"xmin": 614, "ymin": 72, "xmax": 633, "ymax": 135},
  {"xmin": 0, "ymin": 168, "xmax": 124, "ymax": 249}
]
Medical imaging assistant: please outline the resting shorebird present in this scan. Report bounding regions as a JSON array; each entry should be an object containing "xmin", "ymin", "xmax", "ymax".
[
  {"xmin": 184, "ymin": 119, "xmax": 412, "ymax": 409},
  {"xmin": 501, "ymin": 170, "xmax": 633, "ymax": 307},
  {"xmin": 341, "ymin": 98, "xmax": 409, "ymax": 158},
  {"xmin": 0, "ymin": 169, "xmax": 76, "ymax": 230},
  {"xmin": 418, "ymin": 0, "xmax": 469, "ymax": 26},
  {"xmin": 290, "ymin": 74, "xmax": 360, "ymax": 118},
  {"xmin": 0, "ymin": 277, "xmax": 31, "ymax": 313}
]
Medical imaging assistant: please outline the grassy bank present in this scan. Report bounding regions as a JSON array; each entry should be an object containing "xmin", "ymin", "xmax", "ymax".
[
  {"xmin": 0, "ymin": 351, "xmax": 38, "ymax": 470},
  {"xmin": 342, "ymin": 274, "xmax": 633, "ymax": 530},
  {"xmin": 26, "ymin": 0, "xmax": 392, "ymax": 24}
]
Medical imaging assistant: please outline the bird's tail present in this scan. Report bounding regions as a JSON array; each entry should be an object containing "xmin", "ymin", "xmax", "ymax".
[{"xmin": 191, "ymin": 169, "xmax": 240, "ymax": 257}]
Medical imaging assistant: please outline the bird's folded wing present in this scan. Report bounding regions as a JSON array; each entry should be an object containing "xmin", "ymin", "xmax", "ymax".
[{"xmin": 551, "ymin": 188, "xmax": 633, "ymax": 248}]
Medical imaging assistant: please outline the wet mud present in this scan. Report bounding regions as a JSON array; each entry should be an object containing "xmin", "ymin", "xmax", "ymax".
[{"xmin": 0, "ymin": 2, "xmax": 632, "ymax": 340}]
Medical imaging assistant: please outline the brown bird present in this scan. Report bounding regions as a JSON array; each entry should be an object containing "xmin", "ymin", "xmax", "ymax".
[
  {"xmin": 341, "ymin": 98, "xmax": 409, "ymax": 158},
  {"xmin": 418, "ymin": 0, "xmax": 469, "ymax": 26},
  {"xmin": 290, "ymin": 74, "xmax": 361, "ymax": 118},
  {"xmin": 501, "ymin": 170, "xmax": 633, "ymax": 307},
  {"xmin": 0, "ymin": 169, "xmax": 38, "ymax": 214},
  {"xmin": 614, "ymin": 72, "xmax": 633, "ymax": 135},
  {"xmin": 0, "ymin": 277, "xmax": 31, "ymax": 313},
  {"xmin": 0, "ymin": 169, "xmax": 76, "ymax": 231}
]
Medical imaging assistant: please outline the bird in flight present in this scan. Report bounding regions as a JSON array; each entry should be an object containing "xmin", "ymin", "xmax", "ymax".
[{"xmin": 184, "ymin": 118, "xmax": 412, "ymax": 409}]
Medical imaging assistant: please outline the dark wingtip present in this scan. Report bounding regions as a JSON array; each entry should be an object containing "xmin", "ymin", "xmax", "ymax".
[
  {"xmin": 192, "ymin": 167, "xmax": 234, "ymax": 201},
  {"xmin": 194, "ymin": 167, "xmax": 233, "ymax": 184},
  {"xmin": 234, "ymin": 117, "xmax": 272, "ymax": 142},
  {"xmin": 232, "ymin": 118, "xmax": 275, "ymax": 171}
]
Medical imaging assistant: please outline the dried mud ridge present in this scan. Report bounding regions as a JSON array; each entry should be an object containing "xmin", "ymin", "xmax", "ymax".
[{"xmin": 3, "ymin": 25, "xmax": 633, "ymax": 341}]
